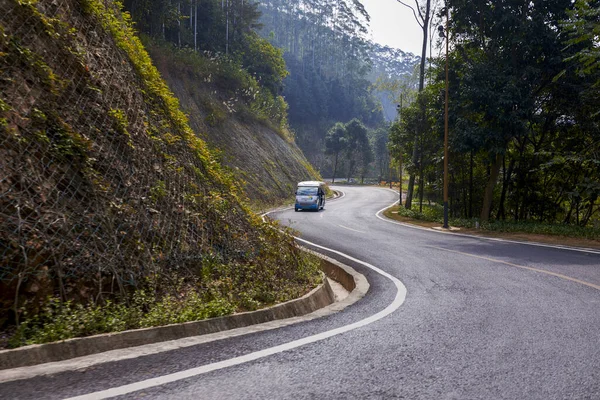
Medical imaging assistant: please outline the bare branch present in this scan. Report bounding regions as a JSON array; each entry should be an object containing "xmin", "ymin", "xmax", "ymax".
[
  {"xmin": 413, "ymin": 0, "xmax": 425, "ymax": 22},
  {"xmin": 396, "ymin": 0, "xmax": 424, "ymax": 28}
]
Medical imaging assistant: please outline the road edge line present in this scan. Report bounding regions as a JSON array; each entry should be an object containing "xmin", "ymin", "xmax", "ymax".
[
  {"xmin": 375, "ymin": 204, "xmax": 600, "ymax": 255},
  {"xmin": 64, "ymin": 239, "xmax": 407, "ymax": 400}
]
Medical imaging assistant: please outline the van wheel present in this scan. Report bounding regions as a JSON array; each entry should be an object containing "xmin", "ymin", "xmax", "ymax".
[{"xmin": 294, "ymin": 207, "xmax": 298, "ymax": 212}]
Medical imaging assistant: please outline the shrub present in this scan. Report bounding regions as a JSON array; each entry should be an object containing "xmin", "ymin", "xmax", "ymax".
[{"xmin": 392, "ymin": 204, "xmax": 600, "ymax": 240}]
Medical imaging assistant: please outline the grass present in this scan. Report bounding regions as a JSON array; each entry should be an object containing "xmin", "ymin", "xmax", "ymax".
[
  {"xmin": 7, "ymin": 249, "xmax": 323, "ymax": 348},
  {"xmin": 8, "ymin": 293, "xmax": 235, "ymax": 348},
  {"xmin": 383, "ymin": 204, "xmax": 600, "ymax": 248}
]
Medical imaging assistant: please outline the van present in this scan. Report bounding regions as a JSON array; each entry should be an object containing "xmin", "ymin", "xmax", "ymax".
[{"xmin": 295, "ymin": 181, "xmax": 327, "ymax": 212}]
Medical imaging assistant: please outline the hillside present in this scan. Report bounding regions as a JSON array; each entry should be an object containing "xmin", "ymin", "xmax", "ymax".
[
  {"xmin": 146, "ymin": 43, "xmax": 318, "ymax": 207},
  {"xmin": 256, "ymin": 1, "xmax": 385, "ymax": 173},
  {"xmin": 0, "ymin": 0, "xmax": 320, "ymax": 346},
  {"xmin": 368, "ymin": 43, "xmax": 420, "ymax": 122}
]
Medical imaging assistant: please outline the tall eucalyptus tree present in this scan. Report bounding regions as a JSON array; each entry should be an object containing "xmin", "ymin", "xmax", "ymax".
[{"xmin": 395, "ymin": 0, "xmax": 437, "ymax": 209}]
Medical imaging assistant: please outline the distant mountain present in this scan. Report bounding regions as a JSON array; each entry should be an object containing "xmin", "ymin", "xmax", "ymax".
[
  {"xmin": 368, "ymin": 43, "xmax": 420, "ymax": 122},
  {"xmin": 368, "ymin": 43, "xmax": 420, "ymax": 79}
]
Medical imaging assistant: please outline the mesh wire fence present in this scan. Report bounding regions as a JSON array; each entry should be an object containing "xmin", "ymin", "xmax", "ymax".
[{"xmin": 0, "ymin": 0, "xmax": 269, "ymax": 323}]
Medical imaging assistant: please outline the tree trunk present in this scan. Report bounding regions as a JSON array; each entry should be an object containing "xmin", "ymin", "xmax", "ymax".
[
  {"xmin": 177, "ymin": 2, "xmax": 181, "ymax": 47},
  {"xmin": 581, "ymin": 195, "xmax": 597, "ymax": 226},
  {"xmin": 332, "ymin": 152, "xmax": 338, "ymax": 184},
  {"xmin": 226, "ymin": 0, "xmax": 229, "ymax": 55},
  {"xmin": 418, "ymin": 151, "xmax": 424, "ymax": 213},
  {"xmin": 398, "ymin": 154, "xmax": 403, "ymax": 204},
  {"xmin": 564, "ymin": 201, "xmax": 574, "ymax": 224},
  {"xmin": 347, "ymin": 160, "xmax": 355, "ymax": 183},
  {"xmin": 480, "ymin": 154, "xmax": 503, "ymax": 222},
  {"xmin": 406, "ymin": 154, "xmax": 417, "ymax": 208},
  {"xmin": 389, "ymin": 156, "xmax": 393, "ymax": 189},
  {"xmin": 498, "ymin": 155, "xmax": 506, "ymax": 220},
  {"xmin": 498, "ymin": 155, "xmax": 514, "ymax": 221},
  {"xmin": 469, "ymin": 150, "xmax": 474, "ymax": 218},
  {"xmin": 194, "ymin": 1, "xmax": 197, "ymax": 51},
  {"xmin": 405, "ymin": 0, "xmax": 431, "ymax": 210},
  {"xmin": 463, "ymin": 181, "xmax": 468, "ymax": 218}
]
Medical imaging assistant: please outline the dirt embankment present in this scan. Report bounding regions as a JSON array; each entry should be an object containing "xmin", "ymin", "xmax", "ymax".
[
  {"xmin": 149, "ymin": 48, "xmax": 318, "ymax": 206},
  {"xmin": 0, "ymin": 0, "xmax": 320, "ymax": 335}
]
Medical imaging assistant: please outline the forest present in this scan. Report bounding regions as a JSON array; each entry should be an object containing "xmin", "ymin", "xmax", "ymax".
[
  {"xmin": 120, "ymin": 0, "xmax": 599, "ymax": 228},
  {"xmin": 119, "ymin": 0, "xmax": 415, "ymax": 183},
  {"xmin": 388, "ymin": 0, "xmax": 600, "ymax": 228},
  {"xmin": 257, "ymin": 1, "xmax": 422, "ymax": 181}
]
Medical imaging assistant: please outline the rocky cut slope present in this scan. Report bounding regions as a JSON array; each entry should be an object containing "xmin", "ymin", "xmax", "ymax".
[{"xmin": 0, "ymin": 0, "xmax": 318, "ymax": 334}]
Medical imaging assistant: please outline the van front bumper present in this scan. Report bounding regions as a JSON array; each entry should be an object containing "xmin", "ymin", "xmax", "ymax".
[{"xmin": 295, "ymin": 202, "xmax": 319, "ymax": 210}]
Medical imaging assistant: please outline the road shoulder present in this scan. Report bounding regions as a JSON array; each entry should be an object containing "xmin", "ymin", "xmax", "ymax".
[
  {"xmin": 380, "ymin": 206, "xmax": 600, "ymax": 253},
  {"xmin": 0, "ymin": 250, "xmax": 367, "ymax": 383}
]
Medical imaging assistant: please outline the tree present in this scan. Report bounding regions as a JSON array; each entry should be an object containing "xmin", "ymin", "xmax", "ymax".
[
  {"xmin": 358, "ymin": 140, "xmax": 374, "ymax": 184},
  {"xmin": 372, "ymin": 127, "xmax": 391, "ymax": 181},
  {"xmin": 449, "ymin": 0, "xmax": 574, "ymax": 221},
  {"xmin": 325, "ymin": 123, "xmax": 347, "ymax": 183},
  {"xmin": 241, "ymin": 32, "xmax": 288, "ymax": 95},
  {"xmin": 344, "ymin": 119, "xmax": 371, "ymax": 182},
  {"xmin": 385, "ymin": 0, "xmax": 600, "ymax": 227},
  {"xmin": 122, "ymin": 0, "xmax": 282, "ymax": 94},
  {"xmin": 395, "ymin": 0, "xmax": 439, "ymax": 210},
  {"xmin": 389, "ymin": 81, "xmax": 443, "ymax": 211},
  {"xmin": 562, "ymin": 0, "xmax": 600, "ymax": 82}
]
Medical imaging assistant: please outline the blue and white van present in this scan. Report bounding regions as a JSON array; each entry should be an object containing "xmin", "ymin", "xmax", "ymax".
[{"xmin": 295, "ymin": 181, "xmax": 327, "ymax": 212}]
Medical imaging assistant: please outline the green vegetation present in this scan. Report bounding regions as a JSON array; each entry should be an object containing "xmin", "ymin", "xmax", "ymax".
[
  {"xmin": 388, "ymin": 0, "xmax": 600, "ymax": 229},
  {"xmin": 0, "ymin": 0, "xmax": 322, "ymax": 347},
  {"xmin": 325, "ymin": 119, "xmax": 373, "ymax": 184},
  {"xmin": 81, "ymin": 0, "xmax": 221, "ymax": 178},
  {"xmin": 142, "ymin": 37, "xmax": 291, "ymax": 140},
  {"xmin": 9, "ymin": 250, "xmax": 321, "ymax": 348},
  {"xmin": 387, "ymin": 205, "xmax": 600, "ymax": 240},
  {"xmin": 120, "ymin": 0, "xmax": 291, "ymax": 137},
  {"xmin": 108, "ymin": 108, "xmax": 131, "ymax": 137},
  {"xmin": 257, "ymin": 1, "xmax": 386, "ymax": 175}
]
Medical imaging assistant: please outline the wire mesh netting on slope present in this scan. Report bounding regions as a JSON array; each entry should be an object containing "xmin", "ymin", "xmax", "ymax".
[{"xmin": 0, "ymin": 0, "xmax": 312, "ymax": 330}]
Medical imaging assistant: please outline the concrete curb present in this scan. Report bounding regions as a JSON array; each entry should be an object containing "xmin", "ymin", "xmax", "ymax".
[{"xmin": 0, "ymin": 252, "xmax": 361, "ymax": 370}]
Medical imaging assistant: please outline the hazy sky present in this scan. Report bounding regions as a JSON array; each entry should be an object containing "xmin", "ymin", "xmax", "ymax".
[{"xmin": 361, "ymin": 0, "xmax": 424, "ymax": 55}]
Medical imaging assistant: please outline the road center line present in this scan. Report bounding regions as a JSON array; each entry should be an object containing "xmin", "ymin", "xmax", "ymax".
[
  {"xmin": 428, "ymin": 245, "xmax": 600, "ymax": 291},
  {"xmin": 66, "ymin": 238, "xmax": 407, "ymax": 400},
  {"xmin": 338, "ymin": 224, "xmax": 365, "ymax": 233}
]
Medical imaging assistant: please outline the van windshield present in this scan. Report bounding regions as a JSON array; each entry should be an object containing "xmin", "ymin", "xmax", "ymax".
[{"xmin": 297, "ymin": 187, "xmax": 318, "ymax": 196}]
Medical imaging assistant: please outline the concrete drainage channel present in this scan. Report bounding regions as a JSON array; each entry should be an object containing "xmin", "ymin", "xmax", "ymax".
[{"xmin": 0, "ymin": 249, "xmax": 368, "ymax": 375}]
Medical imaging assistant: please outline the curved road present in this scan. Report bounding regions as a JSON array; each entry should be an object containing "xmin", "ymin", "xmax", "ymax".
[{"xmin": 1, "ymin": 186, "xmax": 599, "ymax": 399}]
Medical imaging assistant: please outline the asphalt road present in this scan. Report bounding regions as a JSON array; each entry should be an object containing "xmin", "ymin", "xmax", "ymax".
[{"xmin": 1, "ymin": 186, "xmax": 599, "ymax": 399}]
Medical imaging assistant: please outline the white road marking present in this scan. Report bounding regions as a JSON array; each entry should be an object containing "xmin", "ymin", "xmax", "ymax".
[
  {"xmin": 338, "ymin": 224, "xmax": 365, "ymax": 233},
  {"xmin": 428, "ymin": 245, "xmax": 600, "ymax": 291},
  {"xmin": 331, "ymin": 189, "xmax": 345, "ymax": 200},
  {"xmin": 375, "ymin": 200, "xmax": 600, "ymax": 255},
  {"xmin": 66, "ymin": 237, "xmax": 407, "ymax": 400}
]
